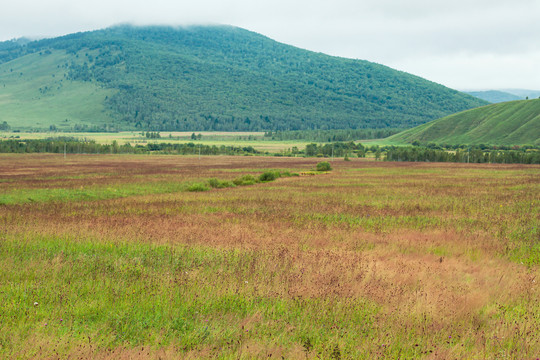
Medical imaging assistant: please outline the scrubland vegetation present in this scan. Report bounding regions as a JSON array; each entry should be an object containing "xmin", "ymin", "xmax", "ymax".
[{"xmin": 0, "ymin": 154, "xmax": 538, "ymax": 359}]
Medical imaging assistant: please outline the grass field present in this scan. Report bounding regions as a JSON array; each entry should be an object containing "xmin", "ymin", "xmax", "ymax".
[{"xmin": 0, "ymin": 154, "xmax": 538, "ymax": 359}]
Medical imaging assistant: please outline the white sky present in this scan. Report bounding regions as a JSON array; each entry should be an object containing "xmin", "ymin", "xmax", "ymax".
[{"xmin": 1, "ymin": 0, "xmax": 539, "ymax": 90}]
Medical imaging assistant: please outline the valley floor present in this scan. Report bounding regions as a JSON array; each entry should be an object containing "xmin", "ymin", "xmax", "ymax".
[{"xmin": 0, "ymin": 155, "xmax": 538, "ymax": 359}]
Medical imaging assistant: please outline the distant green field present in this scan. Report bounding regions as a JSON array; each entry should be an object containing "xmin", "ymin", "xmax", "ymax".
[
  {"xmin": 0, "ymin": 131, "xmax": 313, "ymax": 152},
  {"xmin": 0, "ymin": 51, "xmax": 115, "ymax": 130},
  {"xmin": 389, "ymin": 99, "xmax": 540, "ymax": 146}
]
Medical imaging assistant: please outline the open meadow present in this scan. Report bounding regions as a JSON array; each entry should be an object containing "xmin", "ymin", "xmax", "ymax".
[{"xmin": 0, "ymin": 154, "xmax": 539, "ymax": 359}]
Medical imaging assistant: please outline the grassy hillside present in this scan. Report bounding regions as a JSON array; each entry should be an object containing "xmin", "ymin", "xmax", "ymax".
[
  {"xmin": 0, "ymin": 25, "xmax": 487, "ymax": 131},
  {"xmin": 0, "ymin": 51, "xmax": 115, "ymax": 131},
  {"xmin": 389, "ymin": 99, "xmax": 540, "ymax": 146}
]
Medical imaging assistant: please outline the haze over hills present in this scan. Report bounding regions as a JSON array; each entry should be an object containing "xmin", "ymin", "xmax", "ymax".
[
  {"xmin": 0, "ymin": 25, "xmax": 487, "ymax": 132},
  {"xmin": 466, "ymin": 89, "xmax": 540, "ymax": 103},
  {"xmin": 388, "ymin": 99, "xmax": 540, "ymax": 146},
  {"xmin": 503, "ymin": 89, "xmax": 540, "ymax": 99},
  {"xmin": 465, "ymin": 90, "xmax": 522, "ymax": 103}
]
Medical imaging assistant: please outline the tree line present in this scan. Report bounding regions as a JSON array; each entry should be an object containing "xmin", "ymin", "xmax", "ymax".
[
  {"xmin": 1, "ymin": 139, "xmax": 538, "ymax": 164},
  {"xmin": 384, "ymin": 146, "xmax": 540, "ymax": 164},
  {"xmin": 0, "ymin": 139, "xmax": 261, "ymax": 156}
]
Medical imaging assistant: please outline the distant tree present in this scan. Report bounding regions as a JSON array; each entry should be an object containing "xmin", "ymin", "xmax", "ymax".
[
  {"xmin": 316, "ymin": 161, "xmax": 332, "ymax": 171},
  {"xmin": 191, "ymin": 132, "xmax": 197, "ymax": 140},
  {"xmin": 0, "ymin": 121, "xmax": 10, "ymax": 131}
]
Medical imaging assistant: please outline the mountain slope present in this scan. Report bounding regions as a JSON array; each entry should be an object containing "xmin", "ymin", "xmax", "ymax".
[
  {"xmin": 388, "ymin": 99, "xmax": 540, "ymax": 146},
  {"xmin": 0, "ymin": 25, "xmax": 487, "ymax": 131},
  {"xmin": 465, "ymin": 90, "xmax": 522, "ymax": 103}
]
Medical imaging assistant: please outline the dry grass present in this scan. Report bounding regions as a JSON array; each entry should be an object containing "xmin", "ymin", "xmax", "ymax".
[{"xmin": 0, "ymin": 154, "xmax": 538, "ymax": 359}]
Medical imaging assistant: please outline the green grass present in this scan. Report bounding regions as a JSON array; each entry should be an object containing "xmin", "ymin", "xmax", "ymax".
[
  {"xmin": 1, "ymin": 156, "xmax": 538, "ymax": 358},
  {"xmin": 0, "ymin": 182, "xmax": 191, "ymax": 205},
  {"xmin": 0, "ymin": 235, "xmax": 382, "ymax": 358},
  {"xmin": 388, "ymin": 99, "xmax": 540, "ymax": 146},
  {"xmin": 0, "ymin": 51, "xmax": 115, "ymax": 130}
]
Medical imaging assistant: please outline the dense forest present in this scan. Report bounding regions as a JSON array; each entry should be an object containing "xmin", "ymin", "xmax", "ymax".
[{"xmin": 0, "ymin": 25, "xmax": 487, "ymax": 131}]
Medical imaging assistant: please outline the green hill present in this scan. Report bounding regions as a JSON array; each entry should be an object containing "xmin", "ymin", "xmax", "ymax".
[
  {"xmin": 388, "ymin": 99, "xmax": 540, "ymax": 146},
  {"xmin": 0, "ymin": 25, "xmax": 487, "ymax": 131}
]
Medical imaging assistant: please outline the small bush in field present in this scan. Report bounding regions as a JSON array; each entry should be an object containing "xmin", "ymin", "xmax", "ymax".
[
  {"xmin": 259, "ymin": 171, "xmax": 280, "ymax": 182},
  {"xmin": 187, "ymin": 183, "xmax": 210, "ymax": 192},
  {"xmin": 316, "ymin": 161, "xmax": 332, "ymax": 171},
  {"xmin": 219, "ymin": 181, "xmax": 235, "ymax": 188},
  {"xmin": 233, "ymin": 174, "xmax": 257, "ymax": 186},
  {"xmin": 208, "ymin": 178, "xmax": 221, "ymax": 188}
]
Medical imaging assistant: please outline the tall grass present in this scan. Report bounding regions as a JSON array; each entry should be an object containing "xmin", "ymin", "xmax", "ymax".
[{"xmin": 0, "ymin": 155, "xmax": 538, "ymax": 358}]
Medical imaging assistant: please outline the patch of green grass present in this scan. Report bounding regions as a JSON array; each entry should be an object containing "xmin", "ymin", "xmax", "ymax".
[
  {"xmin": 0, "ymin": 182, "xmax": 190, "ymax": 205},
  {"xmin": 0, "ymin": 234, "xmax": 382, "ymax": 358}
]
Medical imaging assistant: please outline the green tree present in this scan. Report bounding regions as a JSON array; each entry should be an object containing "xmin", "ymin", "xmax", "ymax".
[{"xmin": 316, "ymin": 161, "xmax": 332, "ymax": 171}]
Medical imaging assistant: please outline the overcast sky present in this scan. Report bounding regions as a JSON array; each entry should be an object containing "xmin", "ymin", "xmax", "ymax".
[{"xmin": 1, "ymin": 0, "xmax": 539, "ymax": 90}]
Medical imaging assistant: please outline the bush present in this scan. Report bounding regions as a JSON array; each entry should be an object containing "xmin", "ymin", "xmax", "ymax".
[
  {"xmin": 233, "ymin": 174, "xmax": 257, "ymax": 186},
  {"xmin": 208, "ymin": 178, "xmax": 235, "ymax": 188},
  {"xmin": 219, "ymin": 181, "xmax": 235, "ymax": 188},
  {"xmin": 187, "ymin": 183, "xmax": 210, "ymax": 192},
  {"xmin": 259, "ymin": 171, "xmax": 280, "ymax": 182},
  {"xmin": 207, "ymin": 178, "xmax": 221, "ymax": 188},
  {"xmin": 316, "ymin": 161, "xmax": 332, "ymax": 171}
]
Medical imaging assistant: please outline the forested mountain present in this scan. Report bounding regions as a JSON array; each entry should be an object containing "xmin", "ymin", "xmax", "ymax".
[
  {"xmin": 388, "ymin": 99, "xmax": 540, "ymax": 146},
  {"xmin": 0, "ymin": 25, "xmax": 487, "ymax": 131}
]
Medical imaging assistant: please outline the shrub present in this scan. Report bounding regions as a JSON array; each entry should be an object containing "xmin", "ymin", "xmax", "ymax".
[
  {"xmin": 233, "ymin": 174, "xmax": 257, "ymax": 186},
  {"xmin": 219, "ymin": 181, "xmax": 235, "ymax": 188},
  {"xmin": 316, "ymin": 161, "xmax": 332, "ymax": 171},
  {"xmin": 208, "ymin": 178, "xmax": 236, "ymax": 188},
  {"xmin": 207, "ymin": 178, "xmax": 221, "ymax": 188},
  {"xmin": 187, "ymin": 183, "xmax": 210, "ymax": 192},
  {"xmin": 259, "ymin": 171, "xmax": 280, "ymax": 182}
]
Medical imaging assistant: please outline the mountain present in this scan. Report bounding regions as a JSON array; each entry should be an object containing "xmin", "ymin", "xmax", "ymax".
[
  {"xmin": 465, "ymin": 90, "xmax": 522, "ymax": 103},
  {"xmin": 466, "ymin": 89, "xmax": 540, "ymax": 103},
  {"xmin": 502, "ymin": 89, "xmax": 540, "ymax": 100},
  {"xmin": 388, "ymin": 99, "xmax": 540, "ymax": 146},
  {"xmin": 0, "ymin": 25, "xmax": 487, "ymax": 132}
]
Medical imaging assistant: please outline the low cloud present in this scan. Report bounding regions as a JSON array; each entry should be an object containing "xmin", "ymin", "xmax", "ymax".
[{"xmin": 1, "ymin": 0, "xmax": 538, "ymax": 89}]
